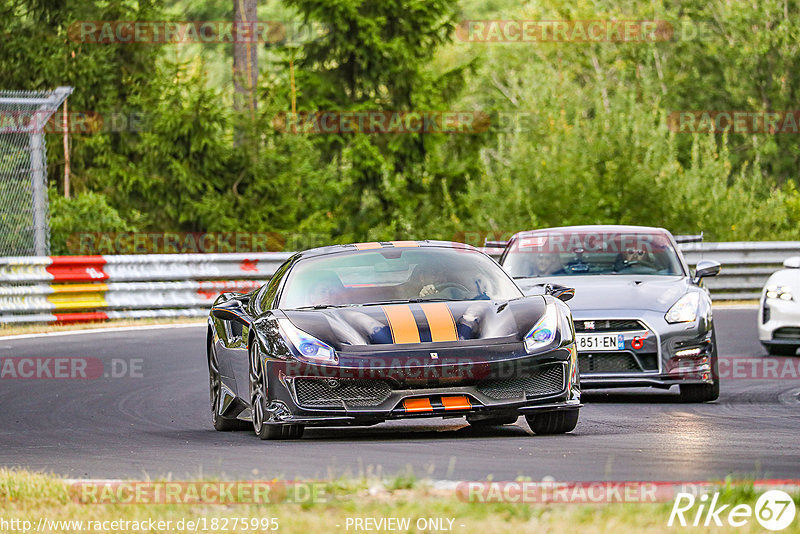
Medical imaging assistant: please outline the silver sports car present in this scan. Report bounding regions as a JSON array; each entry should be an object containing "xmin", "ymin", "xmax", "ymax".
[{"xmin": 496, "ymin": 225, "xmax": 721, "ymax": 402}]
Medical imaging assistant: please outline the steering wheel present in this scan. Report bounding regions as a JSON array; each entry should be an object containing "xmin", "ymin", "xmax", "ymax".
[
  {"xmin": 614, "ymin": 256, "xmax": 639, "ymax": 272},
  {"xmin": 427, "ymin": 282, "xmax": 470, "ymax": 297}
]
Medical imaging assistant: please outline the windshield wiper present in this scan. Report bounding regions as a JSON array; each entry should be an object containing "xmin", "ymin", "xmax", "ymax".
[
  {"xmin": 294, "ymin": 304, "xmax": 349, "ymax": 310},
  {"xmin": 357, "ymin": 297, "xmax": 459, "ymax": 306}
]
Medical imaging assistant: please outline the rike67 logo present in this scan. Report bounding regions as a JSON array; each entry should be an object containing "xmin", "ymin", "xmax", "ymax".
[{"xmin": 669, "ymin": 490, "xmax": 796, "ymax": 531}]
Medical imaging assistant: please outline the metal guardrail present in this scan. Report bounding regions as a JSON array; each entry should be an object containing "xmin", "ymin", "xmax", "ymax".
[
  {"xmin": 679, "ymin": 241, "xmax": 800, "ymax": 301},
  {"xmin": 0, "ymin": 242, "xmax": 798, "ymax": 325},
  {"xmin": 0, "ymin": 253, "xmax": 291, "ymax": 324}
]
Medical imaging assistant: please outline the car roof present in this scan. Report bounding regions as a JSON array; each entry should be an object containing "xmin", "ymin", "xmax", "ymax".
[
  {"xmin": 511, "ymin": 225, "xmax": 671, "ymax": 241},
  {"xmin": 292, "ymin": 240, "xmax": 479, "ymax": 261}
]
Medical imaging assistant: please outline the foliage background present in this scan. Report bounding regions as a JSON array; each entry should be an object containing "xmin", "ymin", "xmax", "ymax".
[{"xmin": 1, "ymin": 0, "xmax": 799, "ymax": 253}]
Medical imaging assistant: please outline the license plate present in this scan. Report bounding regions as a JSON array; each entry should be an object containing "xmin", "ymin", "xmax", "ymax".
[{"xmin": 576, "ymin": 333, "xmax": 624, "ymax": 351}]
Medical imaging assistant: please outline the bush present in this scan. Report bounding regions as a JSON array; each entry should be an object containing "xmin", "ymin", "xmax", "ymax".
[{"xmin": 48, "ymin": 191, "xmax": 134, "ymax": 255}]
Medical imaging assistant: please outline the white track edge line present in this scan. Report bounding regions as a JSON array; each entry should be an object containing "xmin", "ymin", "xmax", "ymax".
[{"xmin": 0, "ymin": 322, "xmax": 206, "ymax": 341}]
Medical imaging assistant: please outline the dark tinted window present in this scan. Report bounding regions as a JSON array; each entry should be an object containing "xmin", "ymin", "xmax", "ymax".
[
  {"xmin": 502, "ymin": 231, "xmax": 684, "ymax": 278},
  {"xmin": 280, "ymin": 247, "xmax": 522, "ymax": 309}
]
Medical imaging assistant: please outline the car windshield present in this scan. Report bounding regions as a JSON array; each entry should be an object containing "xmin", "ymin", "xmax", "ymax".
[
  {"xmin": 502, "ymin": 230, "xmax": 684, "ymax": 278},
  {"xmin": 280, "ymin": 247, "xmax": 523, "ymax": 309}
]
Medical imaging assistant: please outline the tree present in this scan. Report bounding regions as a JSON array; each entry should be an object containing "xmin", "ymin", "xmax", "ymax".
[
  {"xmin": 233, "ymin": 0, "xmax": 258, "ymax": 145},
  {"xmin": 279, "ymin": 0, "xmax": 480, "ymax": 240}
]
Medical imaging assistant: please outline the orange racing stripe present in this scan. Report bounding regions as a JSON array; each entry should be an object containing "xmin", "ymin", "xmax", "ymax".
[
  {"xmin": 382, "ymin": 305, "xmax": 420, "ymax": 344},
  {"xmin": 390, "ymin": 241, "xmax": 419, "ymax": 247},
  {"xmin": 403, "ymin": 398, "xmax": 433, "ymax": 413},
  {"xmin": 354, "ymin": 242, "xmax": 382, "ymax": 250},
  {"xmin": 420, "ymin": 302, "xmax": 458, "ymax": 342},
  {"xmin": 441, "ymin": 396, "xmax": 471, "ymax": 411}
]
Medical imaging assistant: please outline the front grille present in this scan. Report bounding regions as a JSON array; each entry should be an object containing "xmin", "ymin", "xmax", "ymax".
[
  {"xmin": 476, "ymin": 364, "xmax": 565, "ymax": 400},
  {"xmin": 774, "ymin": 327, "xmax": 800, "ymax": 340},
  {"xmin": 574, "ymin": 319, "xmax": 646, "ymax": 332},
  {"xmin": 579, "ymin": 352, "xmax": 657, "ymax": 373},
  {"xmin": 294, "ymin": 378, "xmax": 391, "ymax": 408}
]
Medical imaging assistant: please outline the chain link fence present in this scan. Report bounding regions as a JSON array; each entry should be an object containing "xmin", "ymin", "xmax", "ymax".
[{"xmin": 0, "ymin": 87, "xmax": 72, "ymax": 256}]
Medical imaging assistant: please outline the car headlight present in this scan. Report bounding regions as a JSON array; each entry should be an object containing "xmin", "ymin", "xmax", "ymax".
[
  {"xmin": 278, "ymin": 319, "xmax": 338, "ymax": 364},
  {"xmin": 665, "ymin": 292, "xmax": 700, "ymax": 324},
  {"xmin": 766, "ymin": 285, "xmax": 793, "ymax": 301},
  {"xmin": 524, "ymin": 303, "xmax": 559, "ymax": 353},
  {"xmin": 560, "ymin": 312, "xmax": 575, "ymax": 344}
]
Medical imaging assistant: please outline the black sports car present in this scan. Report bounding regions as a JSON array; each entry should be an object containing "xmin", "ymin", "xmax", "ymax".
[
  {"xmin": 207, "ymin": 240, "xmax": 580, "ymax": 439},
  {"xmin": 496, "ymin": 225, "xmax": 721, "ymax": 402}
]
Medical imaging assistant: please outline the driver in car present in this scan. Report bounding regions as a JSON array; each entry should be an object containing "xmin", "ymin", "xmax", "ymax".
[
  {"xmin": 412, "ymin": 264, "xmax": 468, "ymax": 299},
  {"xmin": 418, "ymin": 268, "xmax": 446, "ymax": 297},
  {"xmin": 311, "ymin": 273, "xmax": 345, "ymax": 306},
  {"xmin": 614, "ymin": 248, "xmax": 648, "ymax": 272},
  {"xmin": 532, "ymin": 252, "xmax": 567, "ymax": 276}
]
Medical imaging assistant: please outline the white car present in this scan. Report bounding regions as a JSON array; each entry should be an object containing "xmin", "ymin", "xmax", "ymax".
[{"xmin": 759, "ymin": 257, "xmax": 800, "ymax": 355}]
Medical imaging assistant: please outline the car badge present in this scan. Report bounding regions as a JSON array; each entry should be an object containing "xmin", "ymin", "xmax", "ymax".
[
  {"xmin": 430, "ymin": 352, "xmax": 439, "ymax": 359},
  {"xmin": 585, "ymin": 321, "xmax": 595, "ymax": 330}
]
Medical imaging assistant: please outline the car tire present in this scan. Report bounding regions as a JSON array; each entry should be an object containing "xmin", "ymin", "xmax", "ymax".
[
  {"xmin": 765, "ymin": 343, "xmax": 799, "ymax": 356},
  {"xmin": 525, "ymin": 409, "xmax": 579, "ymax": 435},
  {"xmin": 466, "ymin": 414, "xmax": 519, "ymax": 426},
  {"xmin": 679, "ymin": 382, "xmax": 719, "ymax": 403},
  {"xmin": 208, "ymin": 336, "xmax": 249, "ymax": 431},
  {"xmin": 248, "ymin": 342, "xmax": 304, "ymax": 440}
]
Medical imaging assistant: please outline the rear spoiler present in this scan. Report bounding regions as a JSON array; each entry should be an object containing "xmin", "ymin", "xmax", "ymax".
[
  {"xmin": 674, "ymin": 232, "xmax": 703, "ymax": 244},
  {"xmin": 486, "ymin": 233, "xmax": 703, "ymax": 246}
]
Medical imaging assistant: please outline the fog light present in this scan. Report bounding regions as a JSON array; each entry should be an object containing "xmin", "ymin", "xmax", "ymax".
[{"xmin": 675, "ymin": 347, "xmax": 702, "ymax": 358}]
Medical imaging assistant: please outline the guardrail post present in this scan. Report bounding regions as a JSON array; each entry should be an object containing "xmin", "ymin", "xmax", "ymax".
[{"xmin": 29, "ymin": 131, "xmax": 47, "ymax": 256}]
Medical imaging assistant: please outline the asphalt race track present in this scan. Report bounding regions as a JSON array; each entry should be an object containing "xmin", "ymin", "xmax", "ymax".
[{"xmin": 1, "ymin": 307, "xmax": 798, "ymax": 481}]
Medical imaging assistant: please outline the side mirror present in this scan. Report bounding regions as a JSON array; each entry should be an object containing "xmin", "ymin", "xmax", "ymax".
[
  {"xmin": 693, "ymin": 260, "xmax": 720, "ymax": 283},
  {"xmin": 545, "ymin": 284, "xmax": 575, "ymax": 302},
  {"xmin": 783, "ymin": 257, "xmax": 800, "ymax": 269},
  {"xmin": 211, "ymin": 306, "xmax": 232, "ymax": 320},
  {"xmin": 211, "ymin": 300, "xmax": 250, "ymax": 324}
]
